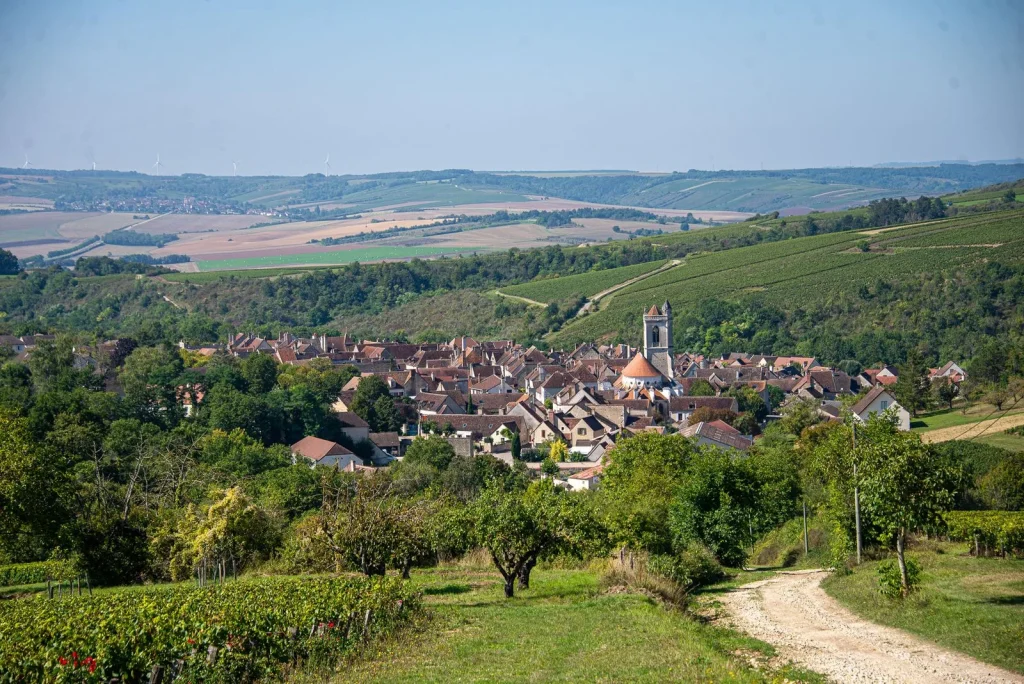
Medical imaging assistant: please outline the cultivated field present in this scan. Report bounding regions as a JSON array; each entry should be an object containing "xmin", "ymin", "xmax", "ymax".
[
  {"xmin": 0, "ymin": 211, "xmax": 138, "ymax": 251},
  {"xmin": 195, "ymin": 245, "xmax": 481, "ymax": 271},
  {"xmin": 130, "ymin": 213, "xmax": 278, "ymax": 234},
  {"xmin": 550, "ymin": 210, "xmax": 1024, "ymax": 345},
  {"xmin": 501, "ymin": 260, "xmax": 669, "ymax": 303}
]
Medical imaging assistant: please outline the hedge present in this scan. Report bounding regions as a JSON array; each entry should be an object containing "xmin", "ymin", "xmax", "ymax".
[{"xmin": 944, "ymin": 510, "xmax": 1024, "ymax": 558}]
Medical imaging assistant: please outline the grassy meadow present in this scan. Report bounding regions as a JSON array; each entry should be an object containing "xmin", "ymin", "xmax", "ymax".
[
  {"xmin": 822, "ymin": 541, "xmax": 1024, "ymax": 675},
  {"xmin": 333, "ymin": 564, "xmax": 823, "ymax": 684},
  {"xmin": 196, "ymin": 245, "xmax": 484, "ymax": 271}
]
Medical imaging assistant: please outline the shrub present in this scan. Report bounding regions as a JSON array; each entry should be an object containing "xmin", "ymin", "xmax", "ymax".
[
  {"xmin": 877, "ymin": 556, "xmax": 922, "ymax": 598},
  {"xmin": 648, "ymin": 544, "xmax": 725, "ymax": 590},
  {"xmin": 601, "ymin": 556, "xmax": 689, "ymax": 609}
]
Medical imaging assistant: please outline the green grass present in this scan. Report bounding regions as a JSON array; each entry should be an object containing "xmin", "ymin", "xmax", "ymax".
[
  {"xmin": 161, "ymin": 265, "xmax": 344, "ymax": 283},
  {"xmin": 335, "ymin": 565, "xmax": 823, "ymax": 683},
  {"xmin": 501, "ymin": 259, "xmax": 668, "ymax": 304},
  {"xmin": 822, "ymin": 541, "xmax": 1024, "ymax": 674},
  {"xmin": 976, "ymin": 432, "xmax": 1024, "ymax": 453},
  {"xmin": 910, "ymin": 404, "xmax": 1024, "ymax": 432},
  {"xmin": 196, "ymin": 245, "xmax": 484, "ymax": 271}
]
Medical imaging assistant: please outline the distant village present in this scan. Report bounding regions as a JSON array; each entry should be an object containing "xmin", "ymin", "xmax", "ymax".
[{"xmin": 1, "ymin": 303, "xmax": 967, "ymax": 490}]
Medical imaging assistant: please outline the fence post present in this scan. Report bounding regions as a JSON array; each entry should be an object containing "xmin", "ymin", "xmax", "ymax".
[
  {"xmin": 47, "ymin": 579, "xmax": 53, "ymax": 599},
  {"xmin": 363, "ymin": 609, "xmax": 372, "ymax": 634},
  {"xmin": 148, "ymin": 664, "xmax": 164, "ymax": 684},
  {"xmin": 206, "ymin": 646, "xmax": 218, "ymax": 665}
]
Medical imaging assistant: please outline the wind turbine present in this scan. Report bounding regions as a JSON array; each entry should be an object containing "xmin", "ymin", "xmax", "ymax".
[
  {"xmin": 22, "ymin": 154, "xmax": 31, "ymax": 169},
  {"xmin": 232, "ymin": 160, "xmax": 239, "ymax": 176},
  {"xmin": 323, "ymin": 153, "xmax": 331, "ymax": 175},
  {"xmin": 91, "ymin": 159, "xmax": 97, "ymax": 171},
  {"xmin": 153, "ymin": 153, "xmax": 164, "ymax": 174}
]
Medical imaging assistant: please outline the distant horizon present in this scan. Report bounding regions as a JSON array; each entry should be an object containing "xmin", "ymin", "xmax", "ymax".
[{"xmin": 4, "ymin": 158, "xmax": 1024, "ymax": 179}]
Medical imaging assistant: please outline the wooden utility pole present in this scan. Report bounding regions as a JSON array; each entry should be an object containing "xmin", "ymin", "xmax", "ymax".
[
  {"xmin": 853, "ymin": 422, "xmax": 862, "ymax": 565},
  {"xmin": 803, "ymin": 499, "xmax": 809, "ymax": 555}
]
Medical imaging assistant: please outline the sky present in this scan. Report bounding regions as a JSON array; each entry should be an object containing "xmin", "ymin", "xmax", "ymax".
[{"xmin": 0, "ymin": 0, "xmax": 1022, "ymax": 176}]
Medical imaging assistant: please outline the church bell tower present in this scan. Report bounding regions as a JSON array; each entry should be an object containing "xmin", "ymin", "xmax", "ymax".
[{"xmin": 643, "ymin": 301, "xmax": 673, "ymax": 380}]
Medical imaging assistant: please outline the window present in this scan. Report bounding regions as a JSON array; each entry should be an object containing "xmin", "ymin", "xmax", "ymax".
[
  {"xmin": 880, "ymin": 400, "xmax": 889, "ymax": 410},
  {"xmin": 652, "ymin": 326, "xmax": 660, "ymax": 346},
  {"xmin": 577, "ymin": 428, "xmax": 586, "ymax": 435}
]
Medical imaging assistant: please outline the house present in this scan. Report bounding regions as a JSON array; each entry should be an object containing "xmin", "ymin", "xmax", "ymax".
[
  {"xmin": 930, "ymin": 361, "xmax": 967, "ymax": 383},
  {"xmin": 668, "ymin": 396, "xmax": 739, "ymax": 424},
  {"xmin": 333, "ymin": 412, "xmax": 371, "ymax": 442},
  {"xmin": 850, "ymin": 386, "xmax": 911, "ymax": 431},
  {"xmin": 469, "ymin": 375, "xmax": 514, "ymax": 395},
  {"xmin": 566, "ymin": 415, "xmax": 606, "ymax": 453},
  {"xmin": 567, "ymin": 464, "xmax": 604, "ymax": 491},
  {"xmin": 679, "ymin": 421, "xmax": 752, "ymax": 451},
  {"xmin": 291, "ymin": 436, "xmax": 363, "ymax": 469},
  {"xmin": 369, "ymin": 432, "xmax": 402, "ymax": 459}
]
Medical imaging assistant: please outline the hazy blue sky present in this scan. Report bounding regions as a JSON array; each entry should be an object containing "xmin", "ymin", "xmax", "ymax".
[{"xmin": 1, "ymin": 0, "xmax": 1021, "ymax": 175}]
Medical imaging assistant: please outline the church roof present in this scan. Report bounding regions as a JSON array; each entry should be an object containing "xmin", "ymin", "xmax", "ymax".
[
  {"xmin": 621, "ymin": 353, "xmax": 663, "ymax": 379},
  {"xmin": 646, "ymin": 305, "xmax": 660, "ymax": 316}
]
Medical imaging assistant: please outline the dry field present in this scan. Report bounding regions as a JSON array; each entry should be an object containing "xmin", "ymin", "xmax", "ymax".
[
  {"xmin": 148, "ymin": 214, "xmax": 437, "ymax": 260},
  {"xmin": 0, "ymin": 195, "xmax": 54, "ymax": 211},
  {"xmin": 131, "ymin": 214, "xmax": 281, "ymax": 234}
]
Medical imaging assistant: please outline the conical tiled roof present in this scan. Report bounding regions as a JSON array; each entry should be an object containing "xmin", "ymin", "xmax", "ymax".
[
  {"xmin": 621, "ymin": 353, "xmax": 663, "ymax": 378},
  {"xmin": 646, "ymin": 305, "xmax": 660, "ymax": 316}
]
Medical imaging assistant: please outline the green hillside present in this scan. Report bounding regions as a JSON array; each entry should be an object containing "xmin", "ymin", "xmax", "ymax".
[
  {"xmin": 500, "ymin": 259, "xmax": 667, "ymax": 303},
  {"xmin": 550, "ymin": 209, "xmax": 1024, "ymax": 350}
]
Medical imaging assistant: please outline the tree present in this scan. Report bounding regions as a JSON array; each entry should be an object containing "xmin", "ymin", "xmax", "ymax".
[
  {"xmin": 472, "ymin": 482, "xmax": 579, "ymax": 598},
  {"xmin": 688, "ymin": 407, "xmax": 737, "ymax": 426},
  {"xmin": 894, "ymin": 349, "xmax": 931, "ymax": 416},
  {"xmin": 540, "ymin": 457, "xmax": 559, "ymax": 477},
  {"xmin": 669, "ymin": 448, "xmax": 755, "ymax": 567},
  {"xmin": 726, "ymin": 386, "xmax": 769, "ymax": 422},
  {"xmin": 119, "ymin": 346, "xmax": 185, "ymax": 426},
  {"xmin": 779, "ymin": 397, "xmax": 822, "ymax": 436},
  {"xmin": 351, "ymin": 375, "xmax": 392, "ymax": 428},
  {"xmin": 403, "ymin": 435, "xmax": 456, "ymax": 471},
  {"xmin": 766, "ymin": 385, "xmax": 786, "ymax": 413},
  {"xmin": 600, "ymin": 433, "xmax": 694, "ymax": 555},
  {"xmin": 688, "ymin": 379, "xmax": 716, "ymax": 396},
  {"xmin": 984, "ymin": 386, "xmax": 1009, "ymax": 411},
  {"xmin": 0, "ymin": 248, "xmax": 19, "ymax": 275},
  {"xmin": 371, "ymin": 394, "xmax": 403, "ymax": 432},
  {"xmin": 977, "ymin": 452, "xmax": 1024, "ymax": 511},
  {"xmin": 241, "ymin": 353, "xmax": 279, "ymax": 395},
  {"xmin": 548, "ymin": 439, "xmax": 569, "ymax": 462},
  {"xmin": 934, "ymin": 379, "xmax": 958, "ymax": 410},
  {"xmin": 1003, "ymin": 189, "xmax": 1017, "ymax": 204},
  {"xmin": 510, "ymin": 431, "xmax": 522, "ymax": 461},
  {"xmin": 319, "ymin": 472, "xmax": 429, "ymax": 577},
  {"xmin": 858, "ymin": 431, "xmax": 954, "ymax": 596}
]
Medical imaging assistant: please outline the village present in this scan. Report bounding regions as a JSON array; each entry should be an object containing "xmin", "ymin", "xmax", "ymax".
[{"xmin": 62, "ymin": 301, "xmax": 954, "ymax": 489}]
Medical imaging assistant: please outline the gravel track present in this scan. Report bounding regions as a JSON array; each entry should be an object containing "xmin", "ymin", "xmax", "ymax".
[{"xmin": 720, "ymin": 569, "xmax": 1024, "ymax": 684}]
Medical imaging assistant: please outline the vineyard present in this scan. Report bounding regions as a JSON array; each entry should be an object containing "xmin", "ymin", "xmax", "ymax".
[
  {"xmin": 0, "ymin": 575, "xmax": 418, "ymax": 682},
  {"xmin": 944, "ymin": 511, "xmax": 1024, "ymax": 558},
  {"xmin": 549, "ymin": 209, "xmax": 1024, "ymax": 346},
  {"xmin": 500, "ymin": 259, "xmax": 667, "ymax": 304}
]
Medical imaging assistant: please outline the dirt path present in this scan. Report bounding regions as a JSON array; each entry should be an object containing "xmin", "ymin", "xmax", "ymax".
[
  {"xmin": 720, "ymin": 570, "xmax": 1023, "ymax": 684},
  {"xmin": 920, "ymin": 411, "xmax": 1024, "ymax": 443},
  {"xmin": 493, "ymin": 290, "xmax": 546, "ymax": 307},
  {"xmin": 575, "ymin": 258, "xmax": 682, "ymax": 317}
]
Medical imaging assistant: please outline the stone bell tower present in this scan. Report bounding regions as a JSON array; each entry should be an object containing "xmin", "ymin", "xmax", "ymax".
[{"xmin": 643, "ymin": 301, "xmax": 673, "ymax": 380}]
